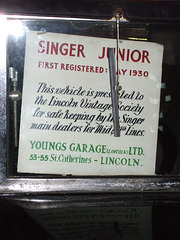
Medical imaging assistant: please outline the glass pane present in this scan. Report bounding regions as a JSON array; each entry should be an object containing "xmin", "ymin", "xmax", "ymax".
[{"xmin": 6, "ymin": 17, "xmax": 180, "ymax": 176}]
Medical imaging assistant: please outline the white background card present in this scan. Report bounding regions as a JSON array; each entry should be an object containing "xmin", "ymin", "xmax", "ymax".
[{"xmin": 18, "ymin": 31, "xmax": 163, "ymax": 175}]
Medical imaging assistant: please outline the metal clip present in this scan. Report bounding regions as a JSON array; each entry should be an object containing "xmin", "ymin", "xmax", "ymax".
[
  {"xmin": 108, "ymin": 48, "xmax": 120, "ymax": 137},
  {"xmin": 108, "ymin": 9, "xmax": 125, "ymax": 137}
]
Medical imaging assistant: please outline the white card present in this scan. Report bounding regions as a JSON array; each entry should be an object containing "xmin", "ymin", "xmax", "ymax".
[{"xmin": 18, "ymin": 31, "xmax": 163, "ymax": 175}]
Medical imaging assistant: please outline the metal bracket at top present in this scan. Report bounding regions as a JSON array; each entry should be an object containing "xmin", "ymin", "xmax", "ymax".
[{"xmin": 113, "ymin": 8, "xmax": 129, "ymax": 22}]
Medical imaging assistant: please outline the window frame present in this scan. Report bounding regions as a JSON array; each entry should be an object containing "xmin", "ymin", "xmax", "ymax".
[{"xmin": 0, "ymin": 14, "xmax": 180, "ymax": 196}]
